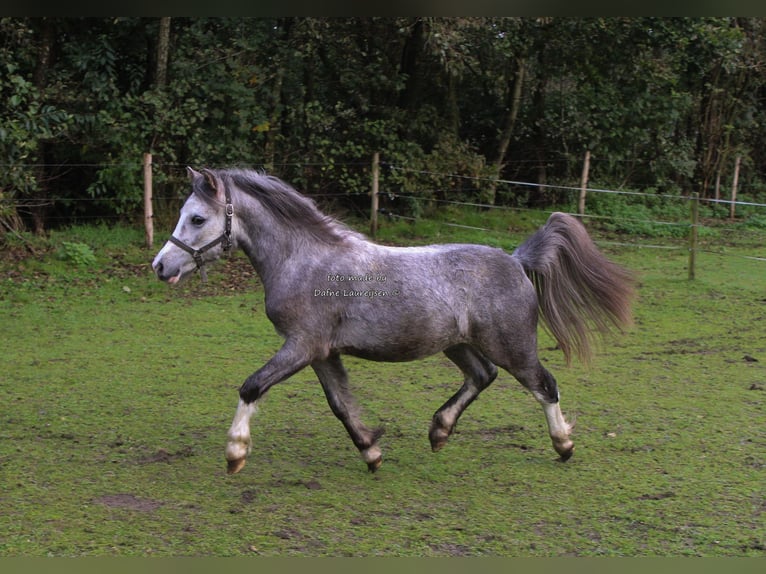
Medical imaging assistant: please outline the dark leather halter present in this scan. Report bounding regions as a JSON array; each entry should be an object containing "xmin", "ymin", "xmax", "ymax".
[{"xmin": 168, "ymin": 188, "xmax": 233, "ymax": 281}]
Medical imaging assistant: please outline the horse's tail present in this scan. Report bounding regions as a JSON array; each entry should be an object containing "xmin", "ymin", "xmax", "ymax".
[{"xmin": 512, "ymin": 212, "xmax": 635, "ymax": 365}]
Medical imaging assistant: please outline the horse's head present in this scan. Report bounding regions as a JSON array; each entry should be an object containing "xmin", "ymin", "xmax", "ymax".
[{"xmin": 152, "ymin": 167, "xmax": 234, "ymax": 284}]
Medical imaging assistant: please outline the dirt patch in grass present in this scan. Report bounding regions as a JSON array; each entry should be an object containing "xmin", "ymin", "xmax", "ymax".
[
  {"xmin": 93, "ymin": 494, "xmax": 164, "ymax": 512},
  {"xmin": 136, "ymin": 447, "xmax": 196, "ymax": 465}
]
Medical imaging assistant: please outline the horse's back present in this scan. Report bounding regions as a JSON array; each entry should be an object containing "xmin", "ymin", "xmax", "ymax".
[{"xmin": 380, "ymin": 242, "xmax": 532, "ymax": 300}]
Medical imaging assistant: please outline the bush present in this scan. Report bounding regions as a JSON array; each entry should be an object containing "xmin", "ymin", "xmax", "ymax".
[{"xmin": 58, "ymin": 241, "xmax": 97, "ymax": 267}]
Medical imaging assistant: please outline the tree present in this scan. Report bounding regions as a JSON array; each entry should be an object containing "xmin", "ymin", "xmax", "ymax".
[
  {"xmin": 689, "ymin": 18, "xmax": 765, "ymax": 198},
  {"xmin": 0, "ymin": 18, "xmax": 71, "ymax": 233},
  {"xmin": 2, "ymin": 17, "xmax": 765, "ymax": 233}
]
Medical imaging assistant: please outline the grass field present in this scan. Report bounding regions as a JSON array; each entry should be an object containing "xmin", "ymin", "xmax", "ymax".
[{"xmin": 0, "ymin": 210, "xmax": 764, "ymax": 557}]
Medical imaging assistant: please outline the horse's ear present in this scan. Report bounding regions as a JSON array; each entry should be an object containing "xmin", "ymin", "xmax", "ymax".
[
  {"xmin": 186, "ymin": 167, "xmax": 202, "ymax": 180},
  {"xmin": 201, "ymin": 168, "xmax": 225, "ymax": 203}
]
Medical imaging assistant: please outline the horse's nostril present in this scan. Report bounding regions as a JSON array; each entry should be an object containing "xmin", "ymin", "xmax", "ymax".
[{"xmin": 155, "ymin": 261, "xmax": 164, "ymax": 276}]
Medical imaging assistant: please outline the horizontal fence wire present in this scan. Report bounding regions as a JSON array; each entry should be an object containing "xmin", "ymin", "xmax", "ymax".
[
  {"xmin": 382, "ymin": 208, "xmax": 764, "ymax": 265},
  {"xmin": 383, "ymin": 164, "xmax": 766, "ymax": 265},
  {"xmin": 388, "ymin": 164, "xmax": 766, "ymax": 208},
  {"xmin": 2, "ymin": 159, "xmax": 765, "ymax": 266}
]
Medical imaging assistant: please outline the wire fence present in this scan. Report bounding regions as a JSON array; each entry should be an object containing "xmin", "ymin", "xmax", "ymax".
[
  {"xmin": 380, "ymin": 198, "xmax": 766, "ymax": 264},
  {"xmin": 381, "ymin": 163, "xmax": 766, "ymax": 266},
  {"xmin": 2, "ymin": 159, "xmax": 765, "ymax": 270}
]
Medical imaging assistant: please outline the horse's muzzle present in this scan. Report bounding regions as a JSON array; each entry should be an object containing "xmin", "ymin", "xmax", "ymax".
[{"xmin": 152, "ymin": 257, "xmax": 182, "ymax": 284}]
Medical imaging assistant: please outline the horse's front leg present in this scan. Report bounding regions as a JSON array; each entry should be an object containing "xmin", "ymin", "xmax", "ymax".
[
  {"xmin": 225, "ymin": 399, "xmax": 258, "ymax": 474},
  {"xmin": 226, "ymin": 339, "xmax": 312, "ymax": 474},
  {"xmin": 312, "ymin": 353, "xmax": 385, "ymax": 472}
]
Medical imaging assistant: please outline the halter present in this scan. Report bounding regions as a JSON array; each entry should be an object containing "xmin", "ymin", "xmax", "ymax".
[{"xmin": 168, "ymin": 187, "xmax": 234, "ymax": 282}]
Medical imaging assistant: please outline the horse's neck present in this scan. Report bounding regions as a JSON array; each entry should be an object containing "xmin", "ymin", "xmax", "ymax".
[
  {"xmin": 238, "ymin": 221, "xmax": 336, "ymax": 287},
  {"xmin": 234, "ymin": 192, "xmax": 369, "ymax": 288},
  {"xmin": 239, "ymin": 231, "xmax": 292, "ymax": 287}
]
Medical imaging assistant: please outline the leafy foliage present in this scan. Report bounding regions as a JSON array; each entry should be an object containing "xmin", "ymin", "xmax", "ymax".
[
  {"xmin": 58, "ymin": 240, "xmax": 97, "ymax": 267},
  {"xmin": 1, "ymin": 17, "xmax": 765, "ymax": 231},
  {"xmin": 0, "ymin": 19, "xmax": 71, "ymax": 229}
]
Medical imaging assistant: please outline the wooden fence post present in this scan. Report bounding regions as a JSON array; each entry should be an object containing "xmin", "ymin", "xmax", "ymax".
[
  {"xmin": 578, "ymin": 150, "xmax": 590, "ymax": 217},
  {"xmin": 688, "ymin": 192, "xmax": 699, "ymax": 281},
  {"xmin": 730, "ymin": 155, "xmax": 741, "ymax": 220},
  {"xmin": 370, "ymin": 152, "xmax": 380, "ymax": 238},
  {"xmin": 143, "ymin": 153, "xmax": 153, "ymax": 249}
]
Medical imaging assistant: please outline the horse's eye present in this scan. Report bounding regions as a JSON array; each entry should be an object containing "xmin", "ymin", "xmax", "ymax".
[{"xmin": 190, "ymin": 215, "xmax": 206, "ymax": 226}]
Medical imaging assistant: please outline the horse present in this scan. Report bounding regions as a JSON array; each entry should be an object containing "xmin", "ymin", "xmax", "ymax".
[{"xmin": 152, "ymin": 167, "xmax": 634, "ymax": 474}]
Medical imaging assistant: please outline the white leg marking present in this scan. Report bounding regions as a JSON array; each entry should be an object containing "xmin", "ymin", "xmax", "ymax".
[
  {"xmin": 438, "ymin": 404, "xmax": 461, "ymax": 431},
  {"xmin": 361, "ymin": 445, "xmax": 382, "ymax": 465},
  {"xmin": 542, "ymin": 401, "xmax": 571, "ymax": 438},
  {"xmin": 542, "ymin": 401, "xmax": 574, "ymax": 456},
  {"xmin": 435, "ymin": 383, "xmax": 478, "ymax": 433},
  {"xmin": 225, "ymin": 399, "xmax": 257, "ymax": 463}
]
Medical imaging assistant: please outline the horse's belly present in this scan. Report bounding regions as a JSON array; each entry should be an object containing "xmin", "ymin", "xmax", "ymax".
[
  {"xmin": 335, "ymin": 318, "xmax": 463, "ymax": 362},
  {"xmin": 340, "ymin": 343, "xmax": 443, "ymax": 362},
  {"xmin": 329, "ymin": 276, "xmax": 476, "ymax": 362}
]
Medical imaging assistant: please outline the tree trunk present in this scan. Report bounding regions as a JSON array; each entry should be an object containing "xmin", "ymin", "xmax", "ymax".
[
  {"xmin": 532, "ymin": 74, "xmax": 548, "ymax": 202},
  {"xmin": 445, "ymin": 72, "xmax": 460, "ymax": 138},
  {"xmin": 28, "ymin": 18, "xmax": 57, "ymax": 234},
  {"xmin": 33, "ymin": 18, "xmax": 55, "ymax": 88},
  {"xmin": 155, "ymin": 17, "xmax": 171, "ymax": 88},
  {"xmin": 486, "ymin": 57, "xmax": 525, "ymax": 205},
  {"xmin": 494, "ymin": 58, "xmax": 525, "ymax": 169},
  {"xmin": 264, "ymin": 18, "xmax": 294, "ymax": 171},
  {"xmin": 398, "ymin": 18, "xmax": 427, "ymax": 114}
]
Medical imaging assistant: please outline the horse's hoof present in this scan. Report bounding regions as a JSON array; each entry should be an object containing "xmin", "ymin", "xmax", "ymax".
[
  {"xmin": 367, "ymin": 456, "xmax": 382, "ymax": 473},
  {"xmin": 227, "ymin": 457, "xmax": 247, "ymax": 474},
  {"xmin": 557, "ymin": 446, "xmax": 574, "ymax": 462},
  {"xmin": 429, "ymin": 420, "xmax": 451, "ymax": 452},
  {"xmin": 430, "ymin": 437, "xmax": 448, "ymax": 452}
]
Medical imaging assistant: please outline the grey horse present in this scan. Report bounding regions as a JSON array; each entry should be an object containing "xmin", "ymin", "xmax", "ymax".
[{"xmin": 152, "ymin": 168, "xmax": 634, "ymax": 474}]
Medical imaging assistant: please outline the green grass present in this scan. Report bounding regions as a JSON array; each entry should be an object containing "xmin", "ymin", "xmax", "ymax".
[{"xmin": 0, "ymin": 215, "xmax": 764, "ymax": 557}]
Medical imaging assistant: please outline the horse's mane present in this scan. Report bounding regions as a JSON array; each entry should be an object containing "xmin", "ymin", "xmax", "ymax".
[{"xmin": 197, "ymin": 168, "xmax": 360, "ymax": 245}]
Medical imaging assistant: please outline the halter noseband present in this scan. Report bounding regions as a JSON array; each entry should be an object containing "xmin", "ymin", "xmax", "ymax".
[{"xmin": 168, "ymin": 188, "xmax": 234, "ymax": 282}]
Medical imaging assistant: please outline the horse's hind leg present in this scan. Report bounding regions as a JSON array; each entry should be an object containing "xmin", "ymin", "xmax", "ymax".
[
  {"xmin": 312, "ymin": 353, "xmax": 385, "ymax": 472},
  {"xmin": 429, "ymin": 344, "xmax": 498, "ymax": 452},
  {"xmin": 507, "ymin": 360, "xmax": 574, "ymax": 461}
]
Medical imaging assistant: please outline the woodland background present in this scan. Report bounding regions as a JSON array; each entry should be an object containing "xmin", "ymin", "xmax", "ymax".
[{"xmin": 1, "ymin": 17, "xmax": 765, "ymax": 232}]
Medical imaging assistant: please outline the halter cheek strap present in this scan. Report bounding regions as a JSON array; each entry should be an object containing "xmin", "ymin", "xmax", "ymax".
[{"xmin": 168, "ymin": 190, "xmax": 234, "ymax": 282}]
